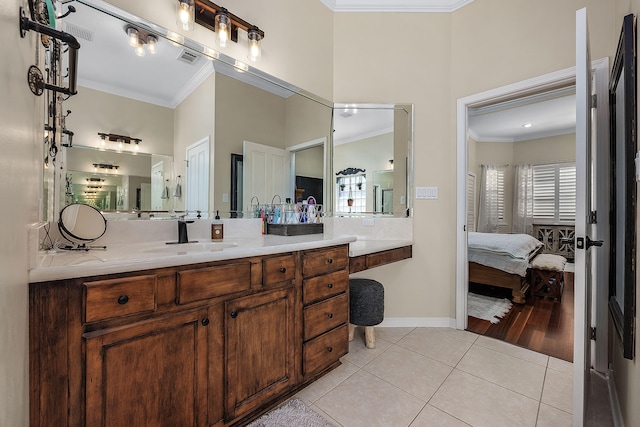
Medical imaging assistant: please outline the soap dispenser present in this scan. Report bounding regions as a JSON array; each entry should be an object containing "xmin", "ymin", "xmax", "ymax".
[{"xmin": 211, "ymin": 211, "xmax": 224, "ymax": 240}]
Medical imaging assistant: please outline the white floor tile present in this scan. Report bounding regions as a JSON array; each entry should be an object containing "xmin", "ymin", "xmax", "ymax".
[
  {"xmin": 396, "ymin": 328, "xmax": 474, "ymax": 367},
  {"xmin": 314, "ymin": 370, "xmax": 426, "ymax": 427},
  {"xmin": 457, "ymin": 344, "xmax": 546, "ymax": 399},
  {"xmin": 410, "ymin": 404, "xmax": 472, "ymax": 427},
  {"xmin": 475, "ymin": 335, "xmax": 549, "ymax": 366},
  {"xmin": 430, "ymin": 369, "xmax": 539, "ymax": 427},
  {"xmin": 547, "ymin": 357, "xmax": 573, "ymax": 376},
  {"xmin": 342, "ymin": 334, "xmax": 393, "ymax": 367},
  {"xmin": 541, "ymin": 369, "xmax": 573, "ymax": 414},
  {"xmin": 536, "ymin": 403, "xmax": 572, "ymax": 427},
  {"xmin": 296, "ymin": 360, "xmax": 360, "ymax": 403},
  {"xmin": 363, "ymin": 345, "xmax": 453, "ymax": 401}
]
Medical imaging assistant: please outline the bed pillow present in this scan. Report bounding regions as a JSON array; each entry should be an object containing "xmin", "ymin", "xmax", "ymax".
[{"xmin": 468, "ymin": 232, "xmax": 543, "ymax": 259}]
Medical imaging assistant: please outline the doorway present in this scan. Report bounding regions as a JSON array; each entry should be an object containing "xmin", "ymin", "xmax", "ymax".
[{"xmin": 455, "ymin": 59, "xmax": 610, "ymax": 367}]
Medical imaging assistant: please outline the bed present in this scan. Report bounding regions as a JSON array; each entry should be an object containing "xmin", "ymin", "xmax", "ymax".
[{"xmin": 468, "ymin": 232, "xmax": 543, "ymax": 304}]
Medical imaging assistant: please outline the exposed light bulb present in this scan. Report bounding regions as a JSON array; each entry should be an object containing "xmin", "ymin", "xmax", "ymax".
[
  {"xmin": 176, "ymin": 0, "xmax": 194, "ymax": 31},
  {"xmin": 135, "ymin": 44, "xmax": 145, "ymax": 57},
  {"xmin": 127, "ymin": 27, "xmax": 139, "ymax": 47},
  {"xmin": 247, "ymin": 28, "xmax": 262, "ymax": 62},
  {"xmin": 522, "ymin": 123, "xmax": 533, "ymax": 128},
  {"xmin": 147, "ymin": 35, "xmax": 157, "ymax": 54},
  {"xmin": 215, "ymin": 13, "xmax": 231, "ymax": 48}
]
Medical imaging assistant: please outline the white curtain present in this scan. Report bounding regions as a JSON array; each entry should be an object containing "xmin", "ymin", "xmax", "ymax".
[
  {"xmin": 477, "ymin": 164, "xmax": 501, "ymax": 233},
  {"xmin": 512, "ymin": 164, "xmax": 534, "ymax": 235}
]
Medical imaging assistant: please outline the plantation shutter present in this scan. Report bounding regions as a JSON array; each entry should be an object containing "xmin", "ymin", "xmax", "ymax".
[
  {"xmin": 532, "ymin": 163, "xmax": 576, "ymax": 224},
  {"xmin": 467, "ymin": 172, "xmax": 476, "ymax": 232}
]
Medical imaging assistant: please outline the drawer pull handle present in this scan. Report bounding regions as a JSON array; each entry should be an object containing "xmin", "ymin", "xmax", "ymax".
[
  {"xmin": 117, "ymin": 295, "xmax": 129, "ymax": 305},
  {"xmin": 230, "ymin": 311, "xmax": 238, "ymax": 319},
  {"xmin": 327, "ymin": 313, "xmax": 333, "ymax": 319},
  {"xmin": 327, "ymin": 346, "xmax": 333, "ymax": 353},
  {"xmin": 280, "ymin": 267, "xmax": 287, "ymax": 273},
  {"xmin": 201, "ymin": 318, "xmax": 210, "ymax": 326},
  {"xmin": 327, "ymin": 258, "xmax": 333, "ymax": 264},
  {"xmin": 327, "ymin": 283, "xmax": 333, "ymax": 289}
]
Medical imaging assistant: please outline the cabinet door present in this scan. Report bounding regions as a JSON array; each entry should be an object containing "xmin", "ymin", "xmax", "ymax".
[
  {"xmin": 225, "ymin": 287, "xmax": 296, "ymax": 421},
  {"xmin": 85, "ymin": 308, "xmax": 209, "ymax": 427}
]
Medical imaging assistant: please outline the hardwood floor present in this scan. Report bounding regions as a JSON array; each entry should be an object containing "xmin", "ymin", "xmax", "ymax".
[{"xmin": 466, "ymin": 271, "xmax": 574, "ymax": 362}]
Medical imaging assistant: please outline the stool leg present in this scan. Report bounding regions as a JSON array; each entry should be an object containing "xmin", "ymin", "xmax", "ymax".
[
  {"xmin": 364, "ymin": 326, "xmax": 375, "ymax": 349},
  {"xmin": 348, "ymin": 323, "xmax": 355, "ymax": 342}
]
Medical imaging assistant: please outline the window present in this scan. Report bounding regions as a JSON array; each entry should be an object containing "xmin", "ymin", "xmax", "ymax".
[
  {"xmin": 336, "ymin": 175, "xmax": 366, "ymax": 213},
  {"xmin": 532, "ymin": 163, "xmax": 576, "ymax": 224}
]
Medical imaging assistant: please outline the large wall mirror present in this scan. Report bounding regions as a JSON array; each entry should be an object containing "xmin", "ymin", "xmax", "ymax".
[
  {"xmin": 50, "ymin": 0, "xmax": 414, "ymax": 221},
  {"xmin": 332, "ymin": 103, "xmax": 413, "ymax": 217},
  {"xmin": 51, "ymin": 0, "xmax": 334, "ymax": 220},
  {"xmin": 609, "ymin": 13, "xmax": 637, "ymax": 360}
]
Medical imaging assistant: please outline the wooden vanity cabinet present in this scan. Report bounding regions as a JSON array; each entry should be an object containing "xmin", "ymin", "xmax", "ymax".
[
  {"xmin": 29, "ymin": 245, "xmax": 350, "ymax": 427},
  {"xmin": 84, "ymin": 307, "xmax": 210, "ymax": 427}
]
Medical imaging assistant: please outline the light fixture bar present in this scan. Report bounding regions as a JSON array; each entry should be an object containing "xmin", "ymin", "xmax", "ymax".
[
  {"xmin": 194, "ymin": 0, "xmax": 264, "ymax": 43},
  {"xmin": 97, "ymin": 132, "xmax": 142, "ymax": 145}
]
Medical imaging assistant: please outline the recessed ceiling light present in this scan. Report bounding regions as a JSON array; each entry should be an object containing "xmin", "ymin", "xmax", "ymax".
[{"xmin": 522, "ymin": 123, "xmax": 533, "ymax": 128}]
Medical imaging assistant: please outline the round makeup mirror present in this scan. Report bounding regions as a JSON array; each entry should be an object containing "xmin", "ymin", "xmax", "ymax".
[{"xmin": 58, "ymin": 203, "xmax": 107, "ymax": 247}]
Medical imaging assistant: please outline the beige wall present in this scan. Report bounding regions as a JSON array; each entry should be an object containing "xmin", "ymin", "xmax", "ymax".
[
  {"xmin": 295, "ymin": 146, "xmax": 324, "ymax": 179},
  {"xmin": 611, "ymin": 2, "xmax": 640, "ymax": 426},
  {"xmin": 0, "ymin": 1, "xmax": 42, "ymax": 425}
]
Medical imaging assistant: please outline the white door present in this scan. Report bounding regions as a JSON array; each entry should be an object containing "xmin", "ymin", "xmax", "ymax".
[
  {"xmin": 186, "ymin": 137, "xmax": 210, "ymax": 218},
  {"xmin": 243, "ymin": 141, "xmax": 291, "ymax": 214},
  {"xmin": 151, "ymin": 162, "xmax": 164, "ymax": 210},
  {"xmin": 574, "ymin": 8, "xmax": 601, "ymax": 425}
]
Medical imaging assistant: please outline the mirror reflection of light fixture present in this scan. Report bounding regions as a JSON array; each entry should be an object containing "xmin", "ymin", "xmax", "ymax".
[
  {"xmin": 93, "ymin": 163, "xmax": 120, "ymax": 174},
  {"xmin": 176, "ymin": 0, "xmax": 195, "ymax": 31},
  {"xmin": 124, "ymin": 25, "xmax": 159, "ymax": 57},
  {"xmin": 234, "ymin": 59, "xmax": 249, "ymax": 72},
  {"xmin": 192, "ymin": 0, "xmax": 265, "ymax": 61}
]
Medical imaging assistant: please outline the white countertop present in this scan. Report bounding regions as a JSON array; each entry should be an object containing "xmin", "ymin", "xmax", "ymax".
[{"xmin": 30, "ymin": 234, "xmax": 357, "ymax": 283}]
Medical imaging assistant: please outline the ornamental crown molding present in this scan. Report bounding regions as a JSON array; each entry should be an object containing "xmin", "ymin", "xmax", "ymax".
[{"xmin": 320, "ymin": 0, "xmax": 475, "ymax": 12}]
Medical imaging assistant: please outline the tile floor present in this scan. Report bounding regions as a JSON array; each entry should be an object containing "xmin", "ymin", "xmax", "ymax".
[{"xmin": 295, "ymin": 327, "xmax": 611, "ymax": 427}]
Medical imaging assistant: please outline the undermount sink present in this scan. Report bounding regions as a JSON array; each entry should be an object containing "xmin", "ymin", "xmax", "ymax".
[{"xmin": 145, "ymin": 242, "xmax": 238, "ymax": 254}]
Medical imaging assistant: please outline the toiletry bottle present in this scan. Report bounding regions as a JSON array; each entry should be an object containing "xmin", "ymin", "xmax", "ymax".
[{"xmin": 211, "ymin": 210, "xmax": 224, "ymax": 240}]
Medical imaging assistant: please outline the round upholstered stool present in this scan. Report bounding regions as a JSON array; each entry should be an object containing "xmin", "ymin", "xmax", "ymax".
[{"xmin": 349, "ymin": 278, "xmax": 384, "ymax": 349}]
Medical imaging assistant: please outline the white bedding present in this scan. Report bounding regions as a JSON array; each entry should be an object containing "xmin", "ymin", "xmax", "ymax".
[
  {"xmin": 468, "ymin": 232, "xmax": 542, "ymax": 259},
  {"xmin": 468, "ymin": 232, "xmax": 543, "ymax": 277}
]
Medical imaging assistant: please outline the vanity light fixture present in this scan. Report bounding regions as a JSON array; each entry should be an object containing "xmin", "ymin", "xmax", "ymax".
[
  {"xmin": 176, "ymin": 0, "xmax": 195, "ymax": 31},
  {"xmin": 93, "ymin": 163, "xmax": 120, "ymax": 173},
  {"xmin": 125, "ymin": 25, "xmax": 159, "ymax": 57},
  {"xmin": 87, "ymin": 185, "xmax": 102, "ymax": 189},
  {"xmin": 192, "ymin": 0, "xmax": 265, "ymax": 61},
  {"xmin": 97, "ymin": 132, "xmax": 142, "ymax": 152},
  {"xmin": 86, "ymin": 177, "xmax": 105, "ymax": 183}
]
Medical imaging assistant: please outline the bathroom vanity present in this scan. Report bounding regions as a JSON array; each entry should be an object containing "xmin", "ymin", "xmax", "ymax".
[{"xmin": 29, "ymin": 237, "xmax": 354, "ymax": 427}]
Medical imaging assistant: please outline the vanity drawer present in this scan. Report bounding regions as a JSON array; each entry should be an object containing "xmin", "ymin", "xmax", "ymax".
[
  {"xmin": 302, "ymin": 246, "xmax": 349, "ymax": 278},
  {"xmin": 178, "ymin": 262, "xmax": 251, "ymax": 304},
  {"xmin": 303, "ymin": 324, "xmax": 349, "ymax": 377},
  {"xmin": 303, "ymin": 293, "xmax": 348, "ymax": 340},
  {"xmin": 262, "ymin": 254, "xmax": 296, "ymax": 286},
  {"xmin": 302, "ymin": 269, "xmax": 348, "ymax": 305},
  {"xmin": 84, "ymin": 275, "xmax": 156, "ymax": 323}
]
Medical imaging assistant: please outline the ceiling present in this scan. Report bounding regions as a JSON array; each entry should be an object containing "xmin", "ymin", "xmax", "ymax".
[
  {"xmin": 320, "ymin": 0, "xmax": 475, "ymax": 12},
  {"xmin": 333, "ymin": 104, "xmax": 394, "ymax": 145},
  {"xmin": 468, "ymin": 88, "xmax": 576, "ymax": 142}
]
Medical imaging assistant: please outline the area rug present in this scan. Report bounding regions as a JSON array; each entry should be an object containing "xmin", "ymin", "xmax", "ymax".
[
  {"xmin": 468, "ymin": 292, "xmax": 513, "ymax": 324},
  {"xmin": 246, "ymin": 398, "xmax": 335, "ymax": 427}
]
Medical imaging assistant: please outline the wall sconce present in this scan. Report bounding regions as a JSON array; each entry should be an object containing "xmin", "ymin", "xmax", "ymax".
[
  {"xmin": 97, "ymin": 132, "xmax": 142, "ymax": 152},
  {"xmin": 192, "ymin": 0, "xmax": 265, "ymax": 62},
  {"xmin": 176, "ymin": 0, "xmax": 195, "ymax": 31},
  {"xmin": 125, "ymin": 25, "xmax": 158, "ymax": 57}
]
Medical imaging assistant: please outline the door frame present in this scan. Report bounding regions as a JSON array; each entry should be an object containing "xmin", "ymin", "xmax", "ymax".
[
  {"xmin": 455, "ymin": 58, "xmax": 609, "ymax": 371},
  {"xmin": 185, "ymin": 136, "xmax": 211, "ymax": 217},
  {"xmin": 287, "ymin": 137, "xmax": 328, "ymax": 204}
]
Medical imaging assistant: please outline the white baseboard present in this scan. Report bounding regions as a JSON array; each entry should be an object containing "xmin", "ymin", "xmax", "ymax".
[
  {"xmin": 607, "ymin": 370, "xmax": 625, "ymax": 427},
  {"xmin": 378, "ymin": 317, "xmax": 457, "ymax": 328}
]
